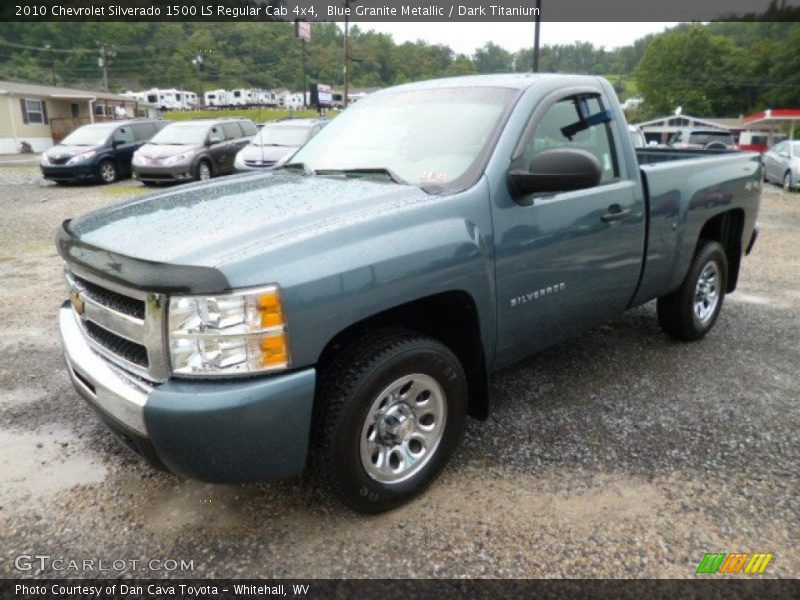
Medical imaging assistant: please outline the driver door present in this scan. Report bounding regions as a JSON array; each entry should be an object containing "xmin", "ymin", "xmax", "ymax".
[{"xmin": 493, "ymin": 92, "xmax": 645, "ymax": 364}]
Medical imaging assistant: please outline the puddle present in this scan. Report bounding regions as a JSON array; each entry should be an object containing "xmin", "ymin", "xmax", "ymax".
[{"xmin": 0, "ymin": 427, "xmax": 107, "ymax": 508}]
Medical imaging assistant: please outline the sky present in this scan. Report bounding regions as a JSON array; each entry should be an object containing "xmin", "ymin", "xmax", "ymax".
[{"xmin": 351, "ymin": 22, "xmax": 678, "ymax": 55}]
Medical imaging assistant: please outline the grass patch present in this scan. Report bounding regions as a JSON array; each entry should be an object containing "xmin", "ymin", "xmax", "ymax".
[{"xmin": 163, "ymin": 108, "xmax": 322, "ymax": 123}]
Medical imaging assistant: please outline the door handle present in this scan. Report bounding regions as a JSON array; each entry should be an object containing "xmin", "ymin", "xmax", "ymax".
[{"xmin": 601, "ymin": 204, "xmax": 631, "ymax": 222}]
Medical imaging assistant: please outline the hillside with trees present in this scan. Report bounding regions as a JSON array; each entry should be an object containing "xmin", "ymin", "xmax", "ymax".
[{"xmin": 1, "ymin": 19, "xmax": 798, "ymax": 118}]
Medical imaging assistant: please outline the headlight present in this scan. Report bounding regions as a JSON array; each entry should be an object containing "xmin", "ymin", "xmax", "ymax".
[
  {"xmin": 40, "ymin": 152, "xmax": 50, "ymax": 166},
  {"xmin": 66, "ymin": 150, "xmax": 95, "ymax": 165},
  {"xmin": 132, "ymin": 153, "xmax": 144, "ymax": 166},
  {"xmin": 168, "ymin": 286, "xmax": 289, "ymax": 376},
  {"xmin": 163, "ymin": 152, "xmax": 192, "ymax": 165}
]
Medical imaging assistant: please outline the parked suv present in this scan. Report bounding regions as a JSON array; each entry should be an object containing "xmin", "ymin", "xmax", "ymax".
[
  {"xmin": 132, "ymin": 118, "xmax": 257, "ymax": 184},
  {"xmin": 669, "ymin": 128, "xmax": 736, "ymax": 150},
  {"xmin": 234, "ymin": 118, "xmax": 328, "ymax": 171},
  {"xmin": 40, "ymin": 119, "xmax": 166, "ymax": 184}
]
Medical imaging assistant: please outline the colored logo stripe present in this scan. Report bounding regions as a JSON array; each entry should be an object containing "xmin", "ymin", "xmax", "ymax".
[{"xmin": 696, "ymin": 552, "xmax": 773, "ymax": 574}]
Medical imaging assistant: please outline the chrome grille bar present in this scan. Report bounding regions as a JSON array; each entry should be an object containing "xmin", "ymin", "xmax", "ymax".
[{"xmin": 64, "ymin": 267, "xmax": 168, "ymax": 383}]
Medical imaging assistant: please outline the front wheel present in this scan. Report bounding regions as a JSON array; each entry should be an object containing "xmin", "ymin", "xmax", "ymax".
[
  {"xmin": 98, "ymin": 160, "xmax": 117, "ymax": 184},
  {"xmin": 195, "ymin": 160, "xmax": 211, "ymax": 181},
  {"xmin": 784, "ymin": 172, "xmax": 794, "ymax": 192},
  {"xmin": 657, "ymin": 240, "xmax": 728, "ymax": 341},
  {"xmin": 314, "ymin": 329, "xmax": 467, "ymax": 513}
]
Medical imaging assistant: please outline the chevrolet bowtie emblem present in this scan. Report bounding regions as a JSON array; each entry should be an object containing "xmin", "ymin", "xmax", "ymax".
[{"xmin": 69, "ymin": 288, "xmax": 85, "ymax": 316}]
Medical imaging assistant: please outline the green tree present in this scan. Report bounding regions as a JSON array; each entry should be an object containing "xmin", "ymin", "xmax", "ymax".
[{"xmin": 635, "ymin": 25, "xmax": 745, "ymax": 117}]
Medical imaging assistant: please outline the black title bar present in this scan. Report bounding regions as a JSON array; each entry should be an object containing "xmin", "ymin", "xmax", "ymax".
[{"xmin": 4, "ymin": 0, "xmax": 800, "ymax": 22}]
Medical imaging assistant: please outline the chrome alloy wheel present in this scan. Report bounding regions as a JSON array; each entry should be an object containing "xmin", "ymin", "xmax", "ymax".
[
  {"xmin": 100, "ymin": 161, "xmax": 116, "ymax": 183},
  {"xmin": 198, "ymin": 162, "xmax": 211, "ymax": 181},
  {"xmin": 694, "ymin": 261, "xmax": 720, "ymax": 324},
  {"xmin": 360, "ymin": 373, "xmax": 447, "ymax": 485}
]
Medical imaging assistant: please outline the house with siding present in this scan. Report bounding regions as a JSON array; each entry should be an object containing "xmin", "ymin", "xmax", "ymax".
[{"xmin": 0, "ymin": 80, "xmax": 157, "ymax": 154}]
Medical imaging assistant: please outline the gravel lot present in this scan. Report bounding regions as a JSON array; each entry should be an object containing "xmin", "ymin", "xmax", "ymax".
[{"xmin": 0, "ymin": 165, "xmax": 797, "ymax": 579}]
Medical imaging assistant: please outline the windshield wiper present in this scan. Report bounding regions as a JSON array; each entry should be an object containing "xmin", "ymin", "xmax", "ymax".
[{"xmin": 314, "ymin": 167, "xmax": 408, "ymax": 185}]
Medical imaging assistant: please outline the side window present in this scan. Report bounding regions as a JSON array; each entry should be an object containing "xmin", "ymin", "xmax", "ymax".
[
  {"xmin": 774, "ymin": 142, "xmax": 787, "ymax": 155},
  {"xmin": 131, "ymin": 123, "xmax": 155, "ymax": 141},
  {"xmin": 208, "ymin": 126, "xmax": 224, "ymax": 143},
  {"xmin": 240, "ymin": 120, "xmax": 257, "ymax": 137},
  {"xmin": 222, "ymin": 122, "xmax": 243, "ymax": 140},
  {"xmin": 524, "ymin": 95, "xmax": 618, "ymax": 185},
  {"xmin": 113, "ymin": 126, "xmax": 135, "ymax": 144}
]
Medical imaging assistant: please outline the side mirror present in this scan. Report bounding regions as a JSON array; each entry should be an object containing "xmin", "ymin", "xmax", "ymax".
[
  {"xmin": 508, "ymin": 148, "xmax": 603, "ymax": 197},
  {"xmin": 112, "ymin": 139, "xmax": 123, "ymax": 148}
]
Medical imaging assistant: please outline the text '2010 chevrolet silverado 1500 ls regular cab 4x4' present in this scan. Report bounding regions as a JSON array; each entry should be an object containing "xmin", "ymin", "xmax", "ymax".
[{"xmin": 57, "ymin": 74, "xmax": 761, "ymax": 512}]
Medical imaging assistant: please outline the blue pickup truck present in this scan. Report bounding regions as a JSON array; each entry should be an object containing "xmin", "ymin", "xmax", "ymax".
[{"xmin": 57, "ymin": 74, "xmax": 761, "ymax": 512}]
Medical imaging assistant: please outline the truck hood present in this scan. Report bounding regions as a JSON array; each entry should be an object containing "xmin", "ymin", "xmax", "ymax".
[{"xmin": 67, "ymin": 171, "xmax": 431, "ymax": 267}]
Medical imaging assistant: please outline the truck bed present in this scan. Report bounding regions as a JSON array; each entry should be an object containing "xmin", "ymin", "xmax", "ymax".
[
  {"xmin": 632, "ymin": 149, "xmax": 762, "ymax": 306},
  {"xmin": 635, "ymin": 147, "xmax": 742, "ymax": 165}
]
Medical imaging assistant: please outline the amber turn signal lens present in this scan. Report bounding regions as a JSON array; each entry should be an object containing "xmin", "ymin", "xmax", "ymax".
[
  {"xmin": 258, "ymin": 292, "xmax": 284, "ymax": 328},
  {"xmin": 261, "ymin": 333, "xmax": 288, "ymax": 367}
]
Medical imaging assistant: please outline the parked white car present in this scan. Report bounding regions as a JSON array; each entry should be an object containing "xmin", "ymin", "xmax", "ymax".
[
  {"xmin": 234, "ymin": 118, "xmax": 328, "ymax": 171},
  {"xmin": 763, "ymin": 140, "xmax": 800, "ymax": 191}
]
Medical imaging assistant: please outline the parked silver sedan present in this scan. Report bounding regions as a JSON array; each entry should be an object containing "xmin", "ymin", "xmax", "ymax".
[
  {"xmin": 763, "ymin": 140, "xmax": 800, "ymax": 191},
  {"xmin": 234, "ymin": 118, "xmax": 328, "ymax": 171}
]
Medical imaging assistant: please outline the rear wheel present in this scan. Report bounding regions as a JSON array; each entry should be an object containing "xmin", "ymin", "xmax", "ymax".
[
  {"xmin": 657, "ymin": 240, "xmax": 728, "ymax": 341},
  {"xmin": 314, "ymin": 329, "xmax": 467, "ymax": 513},
  {"xmin": 98, "ymin": 160, "xmax": 117, "ymax": 184}
]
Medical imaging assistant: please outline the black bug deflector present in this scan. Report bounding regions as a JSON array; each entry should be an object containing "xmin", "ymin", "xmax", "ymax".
[{"xmin": 56, "ymin": 220, "xmax": 231, "ymax": 295}]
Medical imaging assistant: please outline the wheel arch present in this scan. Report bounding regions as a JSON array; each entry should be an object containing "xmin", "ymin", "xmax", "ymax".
[
  {"xmin": 315, "ymin": 290, "xmax": 490, "ymax": 421},
  {"xmin": 696, "ymin": 208, "xmax": 745, "ymax": 293}
]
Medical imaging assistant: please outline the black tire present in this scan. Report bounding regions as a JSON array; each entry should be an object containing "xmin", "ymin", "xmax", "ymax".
[
  {"xmin": 657, "ymin": 240, "xmax": 728, "ymax": 341},
  {"xmin": 784, "ymin": 171, "xmax": 794, "ymax": 192},
  {"xmin": 314, "ymin": 329, "xmax": 467, "ymax": 513},
  {"xmin": 194, "ymin": 160, "xmax": 212, "ymax": 181},
  {"xmin": 98, "ymin": 160, "xmax": 117, "ymax": 184}
]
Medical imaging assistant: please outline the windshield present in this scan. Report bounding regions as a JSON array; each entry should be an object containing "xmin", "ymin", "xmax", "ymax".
[
  {"xmin": 149, "ymin": 123, "xmax": 209, "ymax": 145},
  {"xmin": 61, "ymin": 124, "xmax": 116, "ymax": 146},
  {"xmin": 289, "ymin": 86, "xmax": 518, "ymax": 189},
  {"xmin": 253, "ymin": 124, "xmax": 312, "ymax": 147}
]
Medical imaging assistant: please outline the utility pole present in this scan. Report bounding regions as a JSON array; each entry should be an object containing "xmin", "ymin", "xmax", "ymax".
[
  {"xmin": 192, "ymin": 53, "xmax": 204, "ymax": 107},
  {"xmin": 302, "ymin": 37, "xmax": 308, "ymax": 109},
  {"xmin": 532, "ymin": 0, "xmax": 542, "ymax": 72},
  {"xmin": 98, "ymin": 44, "xmax": 114, "ymax": 91},
  {"xmin": 343, "ymin": 0, "xmax": 350, "ymax": 108},
  {"xmin": 44, "ymin": 42, "xmax": 55, "ymax": 85}
]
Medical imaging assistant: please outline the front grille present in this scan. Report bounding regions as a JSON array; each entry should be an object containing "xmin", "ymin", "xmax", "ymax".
[
  {"xmin": 138, "ymin": 172, "xmax": 175, "ymax": 180},
  {"xmin": 244, "ymin": 160, "xmax": 277, "ymax": 168},
  {"xmin": 66, "ymin": 268, "xmax": 166, "ymax": 381},
  {"xmin": 50, "ymin": 156, "xmax": 70, "ymax": 165},
  {"xmin": 84, "ymin": 321, "xmax": 149, "ymax": 368},
  {"xmin": 75, "ymin": 275, "xmax": 145, "ymax": 319}
]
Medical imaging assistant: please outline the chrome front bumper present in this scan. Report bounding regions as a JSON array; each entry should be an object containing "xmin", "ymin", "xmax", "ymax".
[{"xmin": 59, "ymin": 302, "xmax": 151, "ymax": 436}]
